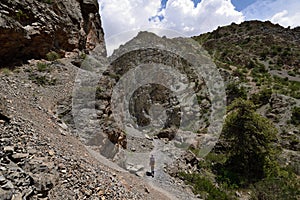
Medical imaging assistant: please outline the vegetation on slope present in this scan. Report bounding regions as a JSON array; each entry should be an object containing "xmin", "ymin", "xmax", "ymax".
[
  {"xmin": 193, "ymin": 20, "xmax": 300, "ymax": 99},
  {"xmin": 179, "ymin": 21, "xmax": 300, "ymax": 200}
]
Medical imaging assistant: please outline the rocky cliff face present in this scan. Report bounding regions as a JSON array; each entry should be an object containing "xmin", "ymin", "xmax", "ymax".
[{"xmin": 0, "ymin": 0, "xmax": 106, "ymax": 67}]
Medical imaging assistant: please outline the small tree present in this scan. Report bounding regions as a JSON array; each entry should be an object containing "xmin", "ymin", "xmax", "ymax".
[
  {"xmin": 226, "ymin": 82, "xmax": 247, "ymax": 105},
  {"xmin": 219, "ymin": 98, "xmax": 279, "ymax": 185}
]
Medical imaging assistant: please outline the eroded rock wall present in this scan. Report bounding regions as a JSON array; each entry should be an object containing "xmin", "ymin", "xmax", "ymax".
[{"xmin": 0, "ymin": 0, "xmax": 105, "ymax": 66}]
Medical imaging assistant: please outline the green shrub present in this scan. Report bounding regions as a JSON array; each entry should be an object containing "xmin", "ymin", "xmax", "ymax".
[
  {"xmin": 251, "ymin": 173, "xmax": 300, "ymax": 200},
  {"xmin": 251, "ymin": 88, "xmax": 272, "ymax": 106},
  {"xmin": 197, "ymin": 152, "xmax": 227, "ymax": 169},
  {"xmin": 179, "ymin": 172, "xmax": 232, "ymax": 200},
  {"xmin": 288, "ymin": 71, "xmax": 296, "ymax": 77},
  {"xmin": 288, "ymin": 81, "xmax": 300, "ymax": 92},
  {"xmin": 290, "ymin": 91, "xmax": 300, "ymax": 99},
  {"xmin": 291, "ymin": 107, "xmax": 300, "ymax": 125},
  {"xmin": 29, "ymin": 74, "xmax": 56, "ymax": 86},
  {"xmin": 226, "ymin": 82, "xmax": 247, "ymax": 105},
  {"xmin": 272, "ymin": 76, "xmax": 300, "ymax": 98},
  {"xmin": 46, "ymin": 51, "xmax": 60, "ymax": 61},
  {"xmin": 251, "ymin": 63, "xmax": 267, "ymax": 76},
  {"xmin": 242, "ymin": 68, "xmax": 248, "ymax": 74},
  {"xmin": 15, "ymin": 9, "xmax": 29, "ymax": 22},
  {"xmin": 1, "ymin": 68, "xmax": 12, "ymax": 75},
  {"xmin": 80, "ymin": 53, "xmax": 87, "ymax": 59},
  {"xmin": 37, "ymin": 62, "xmax": 49, "ymax": 72},
  {"xmin": 282, "ymin": 49, "xmax": 291, "ymax": 57}
]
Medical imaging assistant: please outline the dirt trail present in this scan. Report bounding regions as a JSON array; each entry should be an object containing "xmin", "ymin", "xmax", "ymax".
[
  {"xmin": 87, "ymin": 147, "xmax": 176, "ymax": 200},
  {"xmin": 106, "ymin": 127, "xmax": 198, "ymax": 199},
  {"xmin": 87, "ymin": 140, "xmax": 198, "ymax": 200}
]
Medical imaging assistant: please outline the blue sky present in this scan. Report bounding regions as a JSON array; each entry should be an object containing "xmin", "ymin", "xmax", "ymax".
[
  {"xmin": 231, "ymin": 0, "xmax": 256, "ymax": 11},
  {"xmin": 151, "ymin": 0, "xmax": 257, "ymax": 22},
  {"xmin": 98, "ymin": 0, "xmax": 300, "ymax": 54},
  {"xmin": 161, "ymin": 0, "xmax": 256, "ymax": 11}
]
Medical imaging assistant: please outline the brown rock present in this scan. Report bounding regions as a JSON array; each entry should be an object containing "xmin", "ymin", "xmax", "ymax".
[
  {"xmin": 144, "ymin": 187, "xmax": 150, "ymax": 193},
  {"xmin": 48, "ymin": 150, "xmax": 55, "ymax": 156},
  {"xmin": 0, "ymin": 0, "xmax": 106, "ymax": 66},
  {"xmin": 11, "ymin": 193, "xmax": 22, "ymax": 200},
  {"xmin": 11, "ymin": 153, "xmax": 29, "ymax": 161},
  {"xmin": 3, "ymin": 146, "xmax": 14, "ymax": 154}
]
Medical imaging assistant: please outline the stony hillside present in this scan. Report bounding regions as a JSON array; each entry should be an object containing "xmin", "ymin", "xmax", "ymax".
[{"xmin": 0, "ymin": 58, "xmax": 174, "ymax": 199}]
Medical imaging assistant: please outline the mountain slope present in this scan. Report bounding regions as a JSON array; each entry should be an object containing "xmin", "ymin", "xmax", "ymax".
[{"xmin": 170, "ymin": 20, "xmax": 300, "ymax": 199}]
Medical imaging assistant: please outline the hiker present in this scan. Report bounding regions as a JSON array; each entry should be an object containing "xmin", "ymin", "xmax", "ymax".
[{"xmin": 149, "ymin": 155, "xmax": 155, "ymax": 177}]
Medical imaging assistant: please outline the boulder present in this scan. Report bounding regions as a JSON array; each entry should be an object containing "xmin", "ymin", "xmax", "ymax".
[{"xmin": 157, "ymin": 128, "xmax": 176, "ymax": 140}]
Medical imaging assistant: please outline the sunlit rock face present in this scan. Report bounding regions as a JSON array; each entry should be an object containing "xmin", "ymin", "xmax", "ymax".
[{"xmin": 0, "ymin": 0, "xmax": 106, "ymax": 66}]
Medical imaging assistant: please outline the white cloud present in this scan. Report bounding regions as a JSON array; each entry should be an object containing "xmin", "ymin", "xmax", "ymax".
[
  {"xmin": 271, "ymin": 10, "xmax": 300, "ymax": 28},
  {"xmin": 243, "ymin": 0, "xmax": 300, "ymax": 28},
  {"xmin": 98, "ymin": 0, "xmax": 245, "ymax": 55},
  {"xmin": 99, "ymin": 0, "xmax": 161, "ymax": 36},
  {"xmin": 99, "ymin": 0, "xmax": 300, "ymax": 55},
  {"xmin": 98, "ymin": 0, "xmax": 161, "ymax": 55},
  {"xmin": 160, "ymin": 0, "xmax": 244, "ymax": 36}
]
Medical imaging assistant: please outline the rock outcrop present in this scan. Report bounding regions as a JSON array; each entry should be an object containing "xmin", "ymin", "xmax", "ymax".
[
  {"xmin": 92, "ymin": 32, "xmax": 213, "ymax": 158},
  {"xmin": 0, "ymin": 0, "xmax": 105, "ymax": 67}
]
